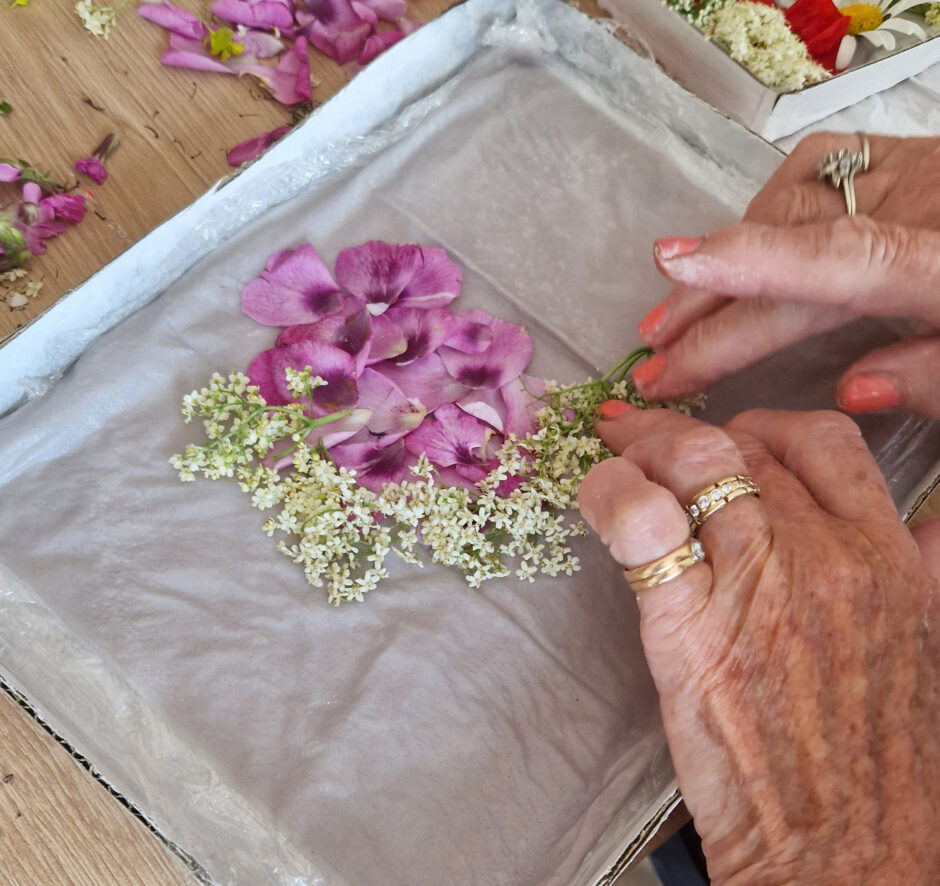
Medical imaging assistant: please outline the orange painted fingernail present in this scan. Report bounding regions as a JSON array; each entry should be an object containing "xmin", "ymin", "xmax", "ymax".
[
  {"xmin": 597, "ymin": 400, "xmax": 637, "ymax": 420},
  {"xmin": 638, "ymin": 301, "xmax": 668, "ymax": 343},
  {"xmin": 654, "ymin": 237, "xmax": 702, "ymax": 262},
  {"xmin": 632, "ymin": 353, "xmax": 666, "ymax": 389},
  {"xmin": 840, "ymin": 375, "xmax": 900, "ymax": 413}
]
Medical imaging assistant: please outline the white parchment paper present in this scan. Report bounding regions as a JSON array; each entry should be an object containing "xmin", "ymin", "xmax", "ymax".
[{"xmin": 0, "ymin": 2, "xmax": 936, "ymax": 885}]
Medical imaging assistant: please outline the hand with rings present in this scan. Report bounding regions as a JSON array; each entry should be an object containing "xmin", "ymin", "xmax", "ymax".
[
  {"xmin": 579, "ymin": 407, "xmax": 940, "ymax": 885},
  {"xmin": 632, "ymin": 133, "xmax": 940, "ymax": 418}
]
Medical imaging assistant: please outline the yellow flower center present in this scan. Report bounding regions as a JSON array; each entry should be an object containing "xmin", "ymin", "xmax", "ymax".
[
  {"xmin": 206, "ymin": 28, "xmax": 245, "ymax": 62},
  {"xmin": 841, "ymin": 3, "xmax": 885, "ymax": 35}
]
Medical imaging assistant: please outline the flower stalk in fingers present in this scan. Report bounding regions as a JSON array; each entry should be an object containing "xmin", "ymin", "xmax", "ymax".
[{"xmin": 173, "ymin": 239, "xmax": 698, "ymax": 604}]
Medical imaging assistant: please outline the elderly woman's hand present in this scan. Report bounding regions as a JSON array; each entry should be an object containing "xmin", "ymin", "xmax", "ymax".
[
  {"xmin": 633, "ymin": 134, "xmax": 940, "ymax": 417},
  {"xmin": 578, "ymin": 407, "xmax": 940, "ymax": 885}
]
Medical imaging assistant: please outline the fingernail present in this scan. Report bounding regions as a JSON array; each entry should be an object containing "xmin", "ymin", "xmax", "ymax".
[
  {"xmin": 597, "ymin": 400, "xmax": 637, "ymax": 420},
  {"xmin": 638, "ymin": 302, "xmax": 668, "ymax": 343},
  {"xmin": 840, "ymin": 374, "xmax": 900, "ymax": 413},
  {"xmin": 632, "ymin": 353, "xmax": 666, "ymax": 389},
  {"xmin": 654, "ymin": 237, "xmax": 702, "ymax": 262}
]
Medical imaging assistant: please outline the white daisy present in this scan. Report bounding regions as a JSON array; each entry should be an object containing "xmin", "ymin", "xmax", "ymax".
[{"xmin": 834, "ymin": 0, "xmax": 929, "ymax": 68}]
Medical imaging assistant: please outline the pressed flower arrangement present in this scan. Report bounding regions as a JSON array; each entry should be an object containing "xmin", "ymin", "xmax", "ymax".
[
  {"xmin": 172, "ymin": 241, "xmax": 700, "ymax": 604},
  {"xmin": 666, "ymin": 0, "xmax": 934, "ymax": 88}
]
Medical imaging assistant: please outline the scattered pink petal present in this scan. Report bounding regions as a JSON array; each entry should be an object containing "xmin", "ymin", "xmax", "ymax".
[
  {"xmin": 374, "ymin": 352, "xmax": 468, "ymax": 412},
  {"xmin": 399, "ymin": 246, "xmax": 461, "ymax": 308},
  {"xmin": 277, "ymin": 308, "xmax": 372, "ymax": 375},
  {"xmin": 237, "ymin": 26, "xmax": 286, "ymax": 58},
  {"xmin": 74, "ymin": 157, "xmax": 108, "ymax": 184},
  {"xmin": 443, "ymin": 313, "xmax": 493, "ymax": 354},
  {"xmin": 247, "ymin": 341, "xmax": 359, "ymax": 413},
  {"xmin": 301, "ymin": 0, "xmax": 371, "ymax": 64},
  {"xmin": 138, "ymin": 1, "xmax": 207, "ymax": 39},
  {"xmin": 242, "ymin": 244, "xmax": 345, "ymax": 326},
  {"xmin": 354, "ymin": 368, "xmax": 427, "ymax": 444},
  {"xmin": 437, "ymin": 309, "xmax": 533, "ymax": 389},
  {"xmin": 41, "ymin": 193, "xmax": 87, "ymax": 224},
  {"xmin": 350, "ymin": 0, "xmax": 406, "ymax": 23},
  {"xmin": 226, "ymin": 124, "xmax": 292, "ymax": 166},
  {"xmin": 384, "ymin": 305, "xmax": 455, "ymax": 365},
  {"xmin": 330, "ymin": 438, "xmax": 417, "ymax": 491},
  {"xmin": 357, "ymin": 28, "xmax": 404, "ymax": 65},
  {"xmin": 161, "ymin": 33, "xmax": 246, "ymax": 74},
  {"xmin": 16, "ymin": 185, "xmax": 67, "ymax": 256},
  {"xmin": 0, "ymin": 163, "xmax": 20, "ymax": 182},
  {"xmin": 363, "ymin": 312, "xmax": 407, "ymax": 363},
  {"xmin": 210, "ymin": 0, "xmax": 294, "ymax": 30},
  {"xmin": 21, "ymin": 182, "xmax": 42, "ymax": 204},
  {"xmin": 241, "ymin": 35, "xmax": 312, "ymax": 105}
]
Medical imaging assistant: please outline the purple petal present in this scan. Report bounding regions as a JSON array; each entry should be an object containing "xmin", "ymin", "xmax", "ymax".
[
  {"xmin": 40, "ymin": 193, "xmax": 87, "ymax": 224},
  {"xmin": 276, "ymin": 308, "xmax": 372, "ymax": 374},
  {"xmin": 443, "ymin": 313, "xmax": 493, "ymax": 354},
  {"xmin": 0, "ymin": 163, "xmax": 20, "ymax": 182},
  {"xmin": 334, "ymin": 241, "xmax": 422, "ymax": 313},
  {"xmin": 160, "ymin": 33, "xmax": 251, "ymax": 74},
  {"xmin": 210, "ymin": 0, "xmax": 294, "ymax": 30},
  {"xmin": 247, "ymin": 341, "xmax": 358, "ymax": 413},
  {"xmin": 374, "ymin": 352, "xmax": 468, "ymax": 412},
  {"xmin": 499, "ymin": 374, "xmax": 544, "ymax": 437},
  {"xmin": 437, "ymin": 309, "xmax": 533, "ymax": 389},
  {"xmin": 364, "ymin": 312, "xmax": 407, "ymax": 363},
  {"xmin": 351, "ymin": 0, "xmax": 406, "ymax": 23},
  {"xmin": 301, "ymin": 0, "xmax": 371, "ymax": 64},
  {"xmin": 384, "ymin": 305, "xmax": 455, "ymax": 365},
  {"xmin": 354, "ymin": 368, "xmax": 426, "ymax": 444},
  {"xmin": 330, "ymin": 438, "xmax": 416, "ymax": 491},
  {"xmin": 396, "ymin": 246, "xmax": 461, "ymax": 309},
  {"xmin": 241, "ymin": 244, "xmax": 344, "ymax": 326},
  {"xmin": 456, "ymin": 387, "xmax": 505, "ymax": 433},
  {"xmin": 241, "ymin": 36, "xmax": 311, "ymax": 105},
  {"xmin": 357, "ymin": 28, "xmax": 404, "ymax": 65},
  {"xmin": 138, "ymin": 1, "xmax": 207, "ymax": 38},
  {"xmin": 21, "ymin": 182, "xmax": 42, "ymax": 204},
  {"xmin": 226, "ymin": 124, "xmax": 291, "ymax": 166},
  {"xmin": 404, "ymin": 403, "xmax": 502, "ymax": 472},
  {"xmin": 236, "ymin": 26, "xmax": 286, "ymax": 58}
]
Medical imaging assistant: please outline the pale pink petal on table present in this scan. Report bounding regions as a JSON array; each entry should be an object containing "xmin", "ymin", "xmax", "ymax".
[
  {"xmin": 226, "ymin": 124, "xmax": 292, "ymax": 166},
  {"xmin": 211, "ymin": 0, "xmax": 294, "ymax": 30},
  {"xmin": 138, "ymin": 1, "xmax": 207, "ymax": 38}
]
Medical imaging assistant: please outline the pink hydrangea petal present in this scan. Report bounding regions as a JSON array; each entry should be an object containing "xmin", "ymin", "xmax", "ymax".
[
  {"xmin": 247, "ymin": 341, "xmax": 358, "ymax": 413},
  {"xmin": 437, "ymin": 309, "xmax": 533, "ymax": 389},
  {"xmin": 210, "ymin": 0, "xmax": 294, "ymax": 30},
  {"xmin": 384, "ymin": 305, "xmax": 455, "ymax": 365},
  {"xmin": 226, "ymin": 124, "xmax": 292, "ymax": 166},
  {"xmin": 444, "ymin": 314, "xmax": 493, "ymax": 354},
  {"xmin": 397, "ymin": 246, "xmax": 461, "ymax": 309},
  {"xmin": 0, "ymin": 163, "xmax": 20, "ymax": 182},
  {"xmin": 357, "ymin": 28, "xmax": 404, "ymax": 65},
  {"xmin": 138, "ymin": 1, "xmax": 207, "ymax": 38},
  {"xmin": 334, "ymin": 241, "xmax": 423, "ymax": 313},
  {"xmin": 330, "ymin": 438, "xmax": 416, "ymax": 491},
  {"xmin": 364, "ymin": 312, "xmax": 407, "ymax": 363},
  {"xmin": 276, "ymin": 308, "xmax": 372, "ymax": 375},
  {"xmin": 374, "ymin": 352, "xmax": 468, "ymax": 412},
  {"xmin": 242, "ymin": 244, "xmax": 344, "ymax": 326}
]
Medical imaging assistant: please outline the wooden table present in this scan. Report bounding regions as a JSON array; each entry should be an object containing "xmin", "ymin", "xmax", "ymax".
[{"xmin": 1, "ymin": 1, "xmax": 938, "ymax": 884}]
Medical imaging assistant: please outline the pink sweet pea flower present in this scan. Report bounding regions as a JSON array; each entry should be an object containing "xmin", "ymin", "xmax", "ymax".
[
  {"xmin": 16, "ymin": 182, "xmax": 67, "ymax": 255},
  {"xmin": 210, "ymin": 0, "xmax": 294, "ymax": 31},
  {"xmin": 241, "ymin": 243, "xmax": 345, "ymax": 326},
  {"xmin": 437, "ymin": 309, "xmax": 533, "ymax": 389},
  {"xmin": 226, "ymin": 124, "xmax": 292, "ymax": 166},
  {"xmin": 0, "ymin": 163, "xmax": 21, "ymax": 182},
  {"xmin": 334, "ymin": 241, "xmax": 462, "ymax": 314},
  {"xmin": 41, "ymin": 193, "xmax": 87, "ymax": 224},
  {"xmin": 74, "ymin": 157, "xmax": 107, "ymax": 185}
]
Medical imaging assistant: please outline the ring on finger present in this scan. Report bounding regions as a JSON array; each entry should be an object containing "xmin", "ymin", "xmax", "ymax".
[
  {"xmin": 686, "ymin": 475, "xmax": 760, "ymax": 533},
  {"xmin": 623, "ymin": 537, "xmax": 706, "ymax": 592},
  {"xmin": 817, "ymin": 131, "xmax": 870, "ymax": 217}
]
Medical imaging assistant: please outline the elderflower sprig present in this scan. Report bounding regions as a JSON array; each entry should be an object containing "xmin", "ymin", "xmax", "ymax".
[{"xmin": 171, "ymin": 352, "xmax": 703, "ymax": 605}]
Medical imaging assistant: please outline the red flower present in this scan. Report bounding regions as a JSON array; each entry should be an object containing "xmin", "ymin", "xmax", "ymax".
[{"xmin": 784, "ymin": 0, "xmax": 850, "ymax": 72}]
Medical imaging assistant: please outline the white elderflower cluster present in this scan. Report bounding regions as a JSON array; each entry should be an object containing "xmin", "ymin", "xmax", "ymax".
[
  {"xmin": 704, "ymin": 3, "xmax": 829, "ymax": 91},
  {"xmin": 171, "ymin": 352, "xmax": 703, "ymax": 605},
  {"xmin": 75, "ymin": 0, "xmax": 118, "ymax": 39},
  {"xmin": 666, "ymin": 0, "xmax": 732, "ymax": 28},
  {"xmin": 927, "ymin": 3, "xmax": 940, "ymax": 33}
]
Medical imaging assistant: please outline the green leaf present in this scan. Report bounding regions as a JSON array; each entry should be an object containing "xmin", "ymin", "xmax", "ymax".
[{"xmin": 0, "ymin": 101, "xmax": 11, "ymax": 116}]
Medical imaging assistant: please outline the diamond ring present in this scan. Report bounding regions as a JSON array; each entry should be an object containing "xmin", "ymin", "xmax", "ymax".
[
  {"xmin": 623, "ymin": 537, "xmax": 706, "ymax": 592},
  {"xmin": 686, "ymin": 475, "xmax": 760, "ymax": 533}
]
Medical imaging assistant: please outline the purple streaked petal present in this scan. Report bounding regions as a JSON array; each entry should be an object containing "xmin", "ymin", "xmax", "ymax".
[
  {"xmin": 247, "ymin": 341, "xmax": 358, "ymax": 413},
  {"xmin": 403, "ymin": 403, "xmax": 502, "ymax": 472},
  {"xmin": 276, "ymin": 308, "xmax": 372, "ymax": 374},
  {"xmin": 356, "ymin": 27, "xmax": 404, "ymax": 64},
  {"xmin": 437, "ymin": 309, "xmax": 533, "ymax": 389},
  {"xmin": 210, "ymin": 0, "xmax": 294, "ymax": 30},
  {"xmin": 330, "ymin": 438, "xmax": 416, "ymax": 491},
  {"xmin": 334, "ymin": 241, "xmax": 422, "ymax": 313},
  {"xmin": 364, "ymin": 312, "xmax": 407, "ymax": 363},
  {"xmin": 138, "ymin": 1, "xmax": 207, "ymax": 38},
  {"xmin": 241, "ymin": 35, "xmax": 311, "ymax": 105},
  {"xmin": 242, "ymin": 243, "xmax": 344, "ymax": 326},
  {"xmin": 396, "ymin": 246, "xmax": 461, "ymax": 309},
  {"xmin": 40, "ymin": 193, "xmax": 87, "ymax": 224},
  {"xmin": 384, "ymin": 305, "xmax": 455, "ymax": 364},
  {"xmin": 303, "ymin": 0, "xmax": 371, "ymax": 64},
  {"xmin": 313, "ymin": 407, "xmax": 372, "ymax": 449},
  {"xmin": 499, "ymin": 374, "xmax": 544, "ymax": 438},
  {"xmin": 355, "ymin": 368, "xmax": 427, "ymax": 444},
  {"xmin": 0, "ymin": 163, "xmax": 20, "ymax": 182},
  {"xmin": 226, "ymin": 124, "xmax": 291, "ymax": 166},
  {"xmin": 374, "ymin": 352, "xmax": 468, "ymax": 412},
  {"xmin": 456, "ymin": 387, "xmax": 505, "ymax": 433},
  {"xmin": 443, "ymin": 313, "xmax": 493, "ymax": 354}
]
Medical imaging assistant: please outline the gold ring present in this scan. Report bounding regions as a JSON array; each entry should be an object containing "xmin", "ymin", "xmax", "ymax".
[
  {"xmin": 623, "ymin": 537, "xmax": 705, "ymax": 592},
  {"xmin": 686, "ymin": 475, "xmax": 759, "ymax": 533},
  {"xmin": 817, "ymin": 132, "xmax": 870, "ymax": 217}
]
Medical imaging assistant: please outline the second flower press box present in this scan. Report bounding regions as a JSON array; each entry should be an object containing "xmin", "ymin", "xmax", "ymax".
[{"xmin": 599, "ymin": 0, "xmax": 940, "ymax": 141}]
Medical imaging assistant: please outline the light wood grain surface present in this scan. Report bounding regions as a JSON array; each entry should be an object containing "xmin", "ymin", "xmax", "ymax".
[{"xmin": 1, "ymin": 1, "xmax": 938, "ymax": 884}]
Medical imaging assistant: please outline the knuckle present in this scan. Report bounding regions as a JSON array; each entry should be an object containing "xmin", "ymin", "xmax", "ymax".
[
  {"xmin": 665, "ymin": 425, "xmax": 737, "ymax": 466},
  {"xmin": 802, "ymin": 409, "xmax": 864, "ymax": 443}
]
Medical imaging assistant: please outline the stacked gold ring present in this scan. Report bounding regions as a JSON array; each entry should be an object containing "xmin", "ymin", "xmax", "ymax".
[
  {"xmin": 623, "ymin": 537, "xmax": 705, "ymax": 592},
  {"xmin": 685, "ymin": 474, "xmax": 760, "ymax": 532}
]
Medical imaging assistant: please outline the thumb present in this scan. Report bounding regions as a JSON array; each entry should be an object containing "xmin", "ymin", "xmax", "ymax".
[
  {"xmin": 837, "ymin": 335, "xmax": 940, "ymax": 418},
  {"xmin": 655, "ymin": 217, "xmax": 940, "ymax": 328}
]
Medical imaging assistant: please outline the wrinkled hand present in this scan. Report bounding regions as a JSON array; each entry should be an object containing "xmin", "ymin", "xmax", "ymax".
[
  {"xmin": 634, "ymin": 134, "xmax": 940, "ymax": 417},
  {"xmin": 578, "ymin": 407, "xmax": 940, "ymax": 885}
]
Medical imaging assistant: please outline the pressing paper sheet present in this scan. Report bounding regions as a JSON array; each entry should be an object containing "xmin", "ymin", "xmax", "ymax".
[{"xmin": 0, "ymin": 2, "xmax": 936, "ymax": 885}]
